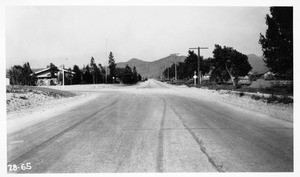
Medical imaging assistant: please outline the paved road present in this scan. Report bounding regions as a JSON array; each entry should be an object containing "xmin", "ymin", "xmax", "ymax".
[{"xmin": 7, "ymin": 80, "xmax": 293, "ymax": 172}]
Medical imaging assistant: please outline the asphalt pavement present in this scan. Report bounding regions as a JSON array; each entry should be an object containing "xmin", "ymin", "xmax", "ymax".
[{"xmin": 7, "ymin": 80, "xmax": 293, "ymax": 172}]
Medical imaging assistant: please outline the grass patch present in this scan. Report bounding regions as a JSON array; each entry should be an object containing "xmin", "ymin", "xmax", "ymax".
[
  {"xmin": 7, "ymin": 85, "xmax": 76, "ymax": 98},
  {"xmin": 266, "ymin": 95, "xmax": 293, "ymax": 104},
  {"xmin": 250, "ymin": 94, "xmax": 293, "ymax": 104}
]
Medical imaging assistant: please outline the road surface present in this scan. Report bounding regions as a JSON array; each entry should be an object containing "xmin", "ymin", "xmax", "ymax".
[{"xmin": 7, "ymin": 80, "xmax": 293, "ymax": 172}]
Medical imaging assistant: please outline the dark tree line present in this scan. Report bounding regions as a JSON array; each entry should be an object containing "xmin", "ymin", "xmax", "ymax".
[
  {"xmin": 163, "ymin": 50, "xmax": 211, "ymax": 80},
  {"xmin": 8, "ymin": 52, "xmax": 142, "ymax": 86},
  {"xmin": 163, "ymin": 45, "xmax": 252, "ymax": 87},
  {"xmin": 116, "ymin": 65, "xmax": 142, "ymax": 84},
  {"xmin": 8, "ymin": 62, "xmax": 35, "ymax": 85}
]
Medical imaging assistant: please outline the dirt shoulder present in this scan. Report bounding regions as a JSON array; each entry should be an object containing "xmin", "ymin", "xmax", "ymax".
[
  {"xmin": 6, "ymin": 87, "xmax": 100, "ymax": 134},
  {"xmin": 186, "ymin": 86, "xmax": 292, "ymax": 122},
  {"xmin": 157, "ymin": 81, "xmax": 293, "ymax": 123}
]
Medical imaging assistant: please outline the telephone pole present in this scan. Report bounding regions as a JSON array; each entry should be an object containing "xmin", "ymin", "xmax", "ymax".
[
  {"xmin": 173, "ymin": 53, "xmax": 179, "ymax": 82},
  {"xmin": 167, "ymin": 59, "xmax": 170, "ymax": 80},
  {"xmin": 105, "ymin": 38, "xmax": 108, "ymax": 84},
  {"xmin": 189, "ymin": 47, "xmax": 208, "ymax": 84}
]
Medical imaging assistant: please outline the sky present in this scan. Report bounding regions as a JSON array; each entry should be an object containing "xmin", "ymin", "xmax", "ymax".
[{"xmin": 6, "ymin": 6, "xmax": 270, "ymax": 69}]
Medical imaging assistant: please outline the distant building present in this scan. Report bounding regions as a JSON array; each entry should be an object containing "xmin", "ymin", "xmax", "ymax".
[
  {"xmin": 263, "ymin": 71, "xmax": 275, "ymax": 80},
  {"xmin": 30, "ymin": 67, "xmax": 75, "ymax": 86}
]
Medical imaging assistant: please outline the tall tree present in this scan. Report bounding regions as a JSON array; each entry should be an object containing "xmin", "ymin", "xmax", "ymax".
[
  {"xmin": 212, "ymin": 44, "xmax": 252, "ymax": 87},
  {"xmin": 8, "ymin": 62, "xmax": 34, "ymax": 85},
  {"xmin": 8, "ymin": 65, "xmax": 23, "ymax": 85},
  {"xmin": 184, "ymin": 50, "xmax": 199, "ymax": 78},
  {"xmin": 82, "ymin": 65, "xmax": 93, "ymax": 84},
  {"xmin": 72, "ymin": 65, "xmax": 82, "ymax": 84},
  {"xmin": 90, "ymin": 56, "xmax": 96, "ymax": 84},
  {"xmin": 22, "ymin": 62, "xmax": 33, "ymax": 85},
  {"xmin": 123, "ymin": 65, "xmax": 133, "ymax": 84},
  {"xmin": 98, "ymin": 63, "xmax": 105, "ymax": 83},
  {"xmin": 259, "ymin": 7, "xmax": 293, "ymax": 80},
  {"xmin": 108, "ymin": 52, "xmax": 117, "ymax": 78},
  {"xmin": 132, "ymin": 66, "xmax": 138, "ymax": 83}
]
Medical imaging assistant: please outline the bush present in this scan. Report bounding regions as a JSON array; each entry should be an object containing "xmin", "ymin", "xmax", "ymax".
[
  {"xmin": 267, "ymin": 94, "xmax": 278, "ymax": 103},
  {"xmin": 251, "ymin": 95, "xmax": 261, "ymax": 100},
  {"xmin": 238, "ymin": 92, "xmax": 244, "ymax": 97},
  {"xmin": 266, "ymin": 94, "xmax": 293, "ymax": 104}
]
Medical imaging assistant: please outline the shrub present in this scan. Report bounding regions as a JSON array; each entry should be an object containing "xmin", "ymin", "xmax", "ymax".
[
  {"xmin": 267, "ymin": 94, "xmax": 278, "ymax": 103},
  {"xmin": 251, "ymin": 94, "xmax": 261, "ymax": 100},
  {"xmin": 266, "ymin": 94, "xmax": 293, "ymax": 104},
  {"xmin": 238, "ymin": 92, "xmax": 244, "ymax": 97}
]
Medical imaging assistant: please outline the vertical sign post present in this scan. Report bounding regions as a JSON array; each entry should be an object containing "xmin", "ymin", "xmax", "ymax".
[{"xmin": 193, "ymin": 71, "xmax": 197, "ymax": 86}]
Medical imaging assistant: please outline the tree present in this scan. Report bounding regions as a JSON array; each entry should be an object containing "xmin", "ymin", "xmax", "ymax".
[
  {"xmin": 259, "ymin": 7, "xmax": 293, "ymax": 80},
  {"xmin": 132, "ymin": 66, "xmax": 138, "ymax": 83},
  {"xmin": 137, "ymin": 74, "xmax": 142, "ymax": 82},
  {"xmin": 184, "ymin": 50, "xmax": 199, "ymax": 78},
  {"xmin": 66, "ymin": 67, "xmax": 73, "ymax": 85},
  {"xmin": 162, "ymin": 50, "xmax": 211, "ymax": 81},
  {"xmin": 98, "ymin": 63, "xmax": 105, "ymax": 83},
  {"xmin": 72, "ymin": 65, "xmax": 82, "ymax": 84},
  {"xmin": 47, "ymin": 63, "xmax": 58, "ymax": 78},
  {"xmin": 8, "ymin": 62, "xmax": 34, "ymax": 85},
  {"xmin": 212, "ymin": 44, "xmax": 252, "ymax": 87},
  {"xmin": 108, "ymin": 52, "xmax": 117, "ymax": 79},
  {"xmin": 57, "ymin": 71, "xmax": 63, "ymax": 85},
  {"xmin": 8, "ymin": 65, "xmax": 23, "ymax": 85},
  {"xmin": 22, "ymin": 62, "xmax": 33, "ymax": 85},
  {"xmin": 176, "ymin": 62, "xmax": 187, "ymax": 80},
  {"xmin": 82, "ymin": 65, "xmax": 93, "ymax": 84},
  {"xmin": 90, "ymin": 57, "xmax": 96, "ymax": 84}
]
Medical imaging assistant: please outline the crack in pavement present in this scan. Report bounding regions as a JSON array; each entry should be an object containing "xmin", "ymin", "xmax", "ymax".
[
  {"xmin": 156, "ymin": 98, "xmax": 167, "ymax": 173},
  {"xmin": 170, "ymin": 105, "xmax": 224, "ymax": 172},
  {"xmin": 7, "ymin": 99, "xmax": 119, "ymax": 166}
]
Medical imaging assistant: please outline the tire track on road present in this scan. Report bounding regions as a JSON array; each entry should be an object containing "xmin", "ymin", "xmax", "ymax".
[
  {"xmin": 156, "ymin": 98, "xmax": 167, "ymax": 172},
  {"xmin": 170, "ymin": 105, "xmax": 224, "ymax": 172},
  {"xmin": 7, "ymin": 98, "xmax": 120, "ymax": 167}
]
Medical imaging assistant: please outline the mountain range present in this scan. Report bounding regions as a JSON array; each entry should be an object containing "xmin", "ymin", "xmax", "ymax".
[
  {"xmin": 117, "ymin": 54, "xmax": 186, "ymax": 78},
  {"xmin": 117, "ymin": 54, "xmax": 268, "ymax": 78}
]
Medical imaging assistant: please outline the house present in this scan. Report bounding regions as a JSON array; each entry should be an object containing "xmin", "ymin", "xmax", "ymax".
[{"xmin": 31, "ymin": 67, "xmax": 75, "ymax": 86}]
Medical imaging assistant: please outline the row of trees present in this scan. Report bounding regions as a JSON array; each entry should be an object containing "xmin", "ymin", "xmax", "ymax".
[
  {"xmin": 163, "ymin": 45, "xmax": 252, "ymax": 87},
  {"xmin": 70, "ymin": 53, "xmax": 142, "ymax": 85},
  {"xmin": 8, "ymin": 51, "xmax": 142, "ymax": 86},
  {"xmin": 8, "ymin": 62, "xmax": 34, "ymax": 85}
]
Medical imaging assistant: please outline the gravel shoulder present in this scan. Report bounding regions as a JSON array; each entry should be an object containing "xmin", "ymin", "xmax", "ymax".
[
  {"xmin": 7, "ymin": 90, "xmax": 100, "ymax": 134},
  {"xmin": 175, "ymin": 86, "xmax": 293, "ymax": 122},
  {"xmin": 156, "ymin": 81, "xmax": 293, "ymax": 123}
]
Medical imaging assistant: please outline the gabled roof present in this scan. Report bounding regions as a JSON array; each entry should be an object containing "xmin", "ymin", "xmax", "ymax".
[
  {"xmin": 58, "ymin": 67, "xmax": 75, "ymax": 74},
  {"xmin": 30, "ymin": 67, "xmax": 75, "ymax": 76}
]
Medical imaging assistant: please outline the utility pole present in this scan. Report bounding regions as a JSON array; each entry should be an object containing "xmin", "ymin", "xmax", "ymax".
[
  {"xmin": 62, "ymin": 64, "xmax": 65, "ymax": 87},
  {"xmin": 189, "ymin": 47, "xmax": 208, "ymax": 84},
  {"xmin": 167, "ymin": 60, "xmax": 170, "ymax": 80},
  {"xmin": 173, "ymin": 53, "xmax": 179, "ymax": 82},
  {"xmin": 105, "ymin": 38, "xmax": 108, "ymax": 84}
]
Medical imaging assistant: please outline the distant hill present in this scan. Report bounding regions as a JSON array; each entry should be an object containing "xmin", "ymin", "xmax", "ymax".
[
  {"xmin": 117, "ymin": 54, "xmax": 186, "ymax": 78},
  {"xmin": 117, "ymin": 54, "xmax": 268, "ymax": 78},
  {"xmin": 247, "ymin": 54, "xmax": 269, "ymax": 74}
]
